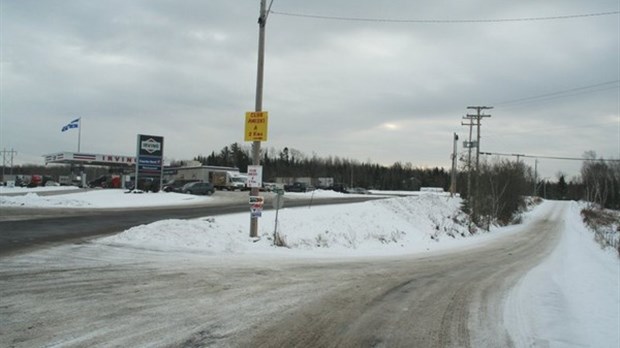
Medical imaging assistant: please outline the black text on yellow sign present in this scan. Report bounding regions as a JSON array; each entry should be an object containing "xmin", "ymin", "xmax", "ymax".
[{"xmin": 245, "ymin": 111, "xmax": 269, "ymax": 142}]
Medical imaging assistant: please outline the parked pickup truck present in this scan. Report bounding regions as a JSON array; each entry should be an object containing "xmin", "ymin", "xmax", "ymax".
[{"xmin": 284, "ymin": 182, "xmax": 308, "ymax": 192}]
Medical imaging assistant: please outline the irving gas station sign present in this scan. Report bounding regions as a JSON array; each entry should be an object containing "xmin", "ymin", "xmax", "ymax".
[{"xmin": 135, "ymin": 134, "xmax": 164, "ymax": 188}]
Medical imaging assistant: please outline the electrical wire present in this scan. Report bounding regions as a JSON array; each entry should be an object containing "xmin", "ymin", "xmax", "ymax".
[
  {"xmin": 494, "ymin": 80, "xmax": 620, "ymax": 108},
  {"xmin": 483, "ymin": 120, "xmax": 619, "ymax": 137},
  {"xmin": 480, "ymin": 152, "xmax": 620, "ymax": 161},
  {"xmin": 270, "ymin": 10, "xmax": 619, "ymax": 24}
]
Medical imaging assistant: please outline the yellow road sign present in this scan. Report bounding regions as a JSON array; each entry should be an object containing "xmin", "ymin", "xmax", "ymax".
[{"xmin": 245, "ymin": 111, "xmax": 268, "ymax": 142}]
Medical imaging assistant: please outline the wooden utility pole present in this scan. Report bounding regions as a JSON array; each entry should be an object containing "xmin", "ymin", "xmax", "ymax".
[
  {"xmin": 450, "ymin": 133, "xmax": 458, "ymax": 197},
  {"xmin": 461, "ymin": 118, "xmax": 475, "ymax": 203},
  {"xmin": 467, "ymin": 106, "xmax": 493, "ymax": 175},
  {"xmin": 534, "ymin": 159, "xmax": 538, "ymax": 196},
  {"xmin": 250, "ymin": 0, "xmax": 270, "ymax": 238},
  {"xmin": 464, "ymin": 106, "xmax": 492, "ymax": 223}
]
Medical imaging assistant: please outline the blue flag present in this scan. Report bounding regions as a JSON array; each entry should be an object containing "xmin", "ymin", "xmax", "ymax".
[{"xmin": 61, "ymin": 118, "xmax": 80, "ymax": 132}]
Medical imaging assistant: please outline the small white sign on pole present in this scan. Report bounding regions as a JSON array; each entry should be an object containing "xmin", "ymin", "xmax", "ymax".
[{"xmin": 247, "ymin": 165, "xmax": 263, "ymax": 188}]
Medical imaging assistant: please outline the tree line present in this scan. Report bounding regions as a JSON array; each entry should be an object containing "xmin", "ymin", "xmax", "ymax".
[
  {"xmin": 189, "ymin": 144, "xmax": 619, "ymax": 215},
  {"xmin": 192, "ymin": 142, "xmax": 450, "ymax": 190},
  {"xmin": 464, "ymin": 151, "xmax": 619, "ymax": 229}
]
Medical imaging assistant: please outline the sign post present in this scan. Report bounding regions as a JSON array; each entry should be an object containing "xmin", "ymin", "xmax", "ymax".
[{"xmin": 273, "ymin": 189, "xmax": 285, "ymax": 246}]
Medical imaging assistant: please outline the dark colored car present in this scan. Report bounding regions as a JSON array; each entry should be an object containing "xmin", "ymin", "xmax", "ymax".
[
  {"xmin": 126, "ymin": 178, "xmax": 161, "ymax": 192},
  {"xmin": 284, "ymin": 182, "xmax": 308, "ymax": 192},
  {"xmin": 328, "ymin": 183, "xmax": 347, "ymax": 193},
  {"xmin": 88, "ymin": 175, "xmax": 109, "ymax": 188},
  {"xmin": 182, "ymin": 182, "xmax": 215, "ymax": 195},
  {"xmin": 162, "ymin": 179, "xmax": 199, "ymax": 192}
]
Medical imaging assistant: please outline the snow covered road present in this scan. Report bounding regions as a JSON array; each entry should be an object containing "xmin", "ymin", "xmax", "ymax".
[
  {"xmin": 240, "ymin": 203, "xmax": 566, "ymax": 347},
  {"xmin": 1, "ymin": 201, "xmax": 594, "ymax": 347}
]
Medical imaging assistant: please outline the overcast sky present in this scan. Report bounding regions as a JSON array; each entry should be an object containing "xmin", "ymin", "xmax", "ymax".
[{"xmin": 1, "ymin": 0, "xmax": 618, "ymax": 179}]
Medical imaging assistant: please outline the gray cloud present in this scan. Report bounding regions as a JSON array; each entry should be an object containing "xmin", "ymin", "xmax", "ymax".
[{"xmin": 1, "ymin": 0, "xmax": 618, "ymax": 178}]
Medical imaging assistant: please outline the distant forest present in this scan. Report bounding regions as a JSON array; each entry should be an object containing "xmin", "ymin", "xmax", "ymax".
[
  {"xmin": 189, "ymin": 142, "xmax": 450, "ymax": 191},
  {"xmin": 189, "ymin": 143, "xmax": 619, "ymax": 211}
]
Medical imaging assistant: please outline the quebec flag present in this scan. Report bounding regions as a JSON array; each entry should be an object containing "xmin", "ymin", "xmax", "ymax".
[{"xmin": 61, "ymin": 118, "xmax": 80, "ymax": 132}]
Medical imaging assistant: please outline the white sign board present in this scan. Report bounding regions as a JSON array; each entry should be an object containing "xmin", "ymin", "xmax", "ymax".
[{"xmin": 247, "ymin": 165, "xmax": 263, "ymax": 188}]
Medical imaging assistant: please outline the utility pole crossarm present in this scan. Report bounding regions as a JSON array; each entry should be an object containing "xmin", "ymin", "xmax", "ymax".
[{"xmin": 467, "ymin": 106, "xmax": 494, "ymax": 110}]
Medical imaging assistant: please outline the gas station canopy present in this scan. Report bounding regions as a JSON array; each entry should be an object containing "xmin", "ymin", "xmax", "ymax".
[{"xmin": 44, "ymin": 152, "xmax": 136, "ymax": 166}]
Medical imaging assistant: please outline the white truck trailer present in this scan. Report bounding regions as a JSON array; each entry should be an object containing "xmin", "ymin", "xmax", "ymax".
[
  {"xmin": 212, "ymin": 171, "xmax": 248, "ymax": 191},
  {"xmin": 164, "ymin": 165, "xmax": 248, "ymax": 190}
]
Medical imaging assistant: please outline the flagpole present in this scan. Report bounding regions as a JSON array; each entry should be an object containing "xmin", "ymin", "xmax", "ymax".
[{"xmin": 77, "ymin": 118, "xmax": 81, "ymax": 152}]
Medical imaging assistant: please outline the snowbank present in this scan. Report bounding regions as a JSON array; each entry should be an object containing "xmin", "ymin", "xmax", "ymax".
[
  {"xmin": 0, "ymin": 188, "xmax": 405, "ymax": 209},
  {"xmin": 96, "ymin": 195, "xmax": 506, "ymax": 258},
  {"xmin": 0, "ymin": 189, "xmax": 213, "ymax": 208},
  {"xmin": 505, "ymin": 201, "xmax": 620, "ymax": 347},
  {"xmin": 0, "ymin": 185, "xmax": 80, "ymax": 194}
]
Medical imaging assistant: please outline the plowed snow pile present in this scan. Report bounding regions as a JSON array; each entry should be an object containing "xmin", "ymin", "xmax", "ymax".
[{"xmin": 96, "ymin": 195, "xmax": 501, "ymax": 257}]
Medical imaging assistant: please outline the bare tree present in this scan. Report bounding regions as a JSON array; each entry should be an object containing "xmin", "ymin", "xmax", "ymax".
[
  {"xmin": 473, "ymin": 159, "xmax": 531, "ymax": 227},
  {"xmin": 581, "ymin": 151, "xmax": 618, "ymax": 208}
]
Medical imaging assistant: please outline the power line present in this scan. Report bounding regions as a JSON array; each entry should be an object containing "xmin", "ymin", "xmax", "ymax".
[
  {"xmin": 494, "ymin": 80, "xmax": 620, "ymax": 108},
  {"xmin": 495, "ymin": 86, "xmax": 620, "ymax": 110},
  {"xmin": 270, "ymin": 10, "xmax": 619, "ymax": 24},
  {"xmin": 483, "ymin": 120, "xmax": 618, "ymax": 137},
  {"xmin": 480, "ymin": 151, "xmax": 620, "ymax": 162}
]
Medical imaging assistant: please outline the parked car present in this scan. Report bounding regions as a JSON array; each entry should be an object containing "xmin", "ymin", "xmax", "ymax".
[
  {"xmin": 262, "ymin": 182, "xmax": 280, "ymax": 192},
  {"xmin": 284, "ymin": 182, "xmax": 308, "ymax": 192},
  {"xmin": 328, "ymin": 183, "xmax": 347, "ymax": 193},
  {"xmin": 88, "ymin": 175, "xmax": 109, "ymax": 188},
  {"xmin": 162, "ymin": 179, "xmax": 198, "ymax": 192},
  {"xmin": 125, "ymin": 177, "xmax": 161, "ymax": 192},
  {"xmin": 346, "ymin": 187, "xmax": 370, "ymax": 194},
  {"xmin": 181, "ymin": 182, "xmax": 215, "ymax": 195}
]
